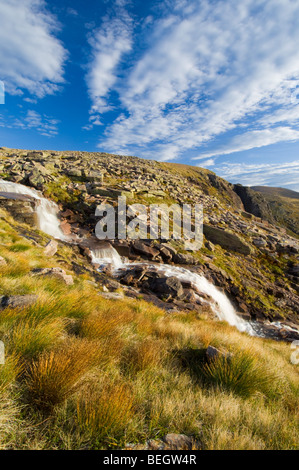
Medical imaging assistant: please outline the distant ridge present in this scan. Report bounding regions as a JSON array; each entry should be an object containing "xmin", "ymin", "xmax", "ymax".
[
  {"xmin": 250, "ymin": 185, "xmax": 299, "ymax": 237},
  {"xmin": 252, "ymin": 186, "xmax": 299, "ymax": 200}
]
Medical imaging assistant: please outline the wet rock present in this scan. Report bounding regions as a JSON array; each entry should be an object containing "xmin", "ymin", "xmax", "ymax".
[
  {"xmin": 148, "ymin": 276, "xmax": 184, "ymax": 299},
  {"xmin": 59, "ymin": 220, "xmax": 72, "ymax": 236}
]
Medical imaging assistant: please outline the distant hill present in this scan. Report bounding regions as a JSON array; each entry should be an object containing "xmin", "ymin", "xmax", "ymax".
[
  {"xmin": 251, "ymin": 186, "xmax": 299, "ymax": 237},
  {"xmin": 252, "ymin": 186, "xmax": 299, "ymax": 200}
]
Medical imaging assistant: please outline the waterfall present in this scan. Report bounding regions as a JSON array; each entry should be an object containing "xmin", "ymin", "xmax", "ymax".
[
  {"xmin": 0, "ymin": 178, "xmax": 255, "ymax": 335},
  {"xmin": 155, "ymin": 264, "xmax": 255, "ymax": 335},
  {"xmin": 90, "ymin": 243, "xmax": 123, "ymax": 269},
  {"xmin": 89, "ymin": 245, "xmax": 255, "ymax": 336},
  {"xmin": 0, "ymin": 179, "xmax": 67, "ymax": 241}
]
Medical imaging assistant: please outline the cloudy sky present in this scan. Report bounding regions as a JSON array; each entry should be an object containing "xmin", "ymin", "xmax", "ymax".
[{"xmin": 1, "ymin": 0, "xmax": 299, "ymax": 191}]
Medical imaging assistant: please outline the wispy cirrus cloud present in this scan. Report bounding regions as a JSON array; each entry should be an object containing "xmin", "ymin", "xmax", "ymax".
[
  {"xmin": 212, "ymin": 160, "xmax": 299, "ymax": 192},
  {"xmin": 85, "ymin": 5, "xmax": 132, "ymax": 127},
  {"xmin": 0, "ymin": 0, "xmax": 67, "ymax": 98},
  {"xmin": 94, "ymin": 0, "xmax": 299, "ymax": 163},
  {"xmin": 193, "ymin": 127, "xmax": 299, "ymax": 160},
  {"xmin": 0, "ymin": 109, "xmax": 59, "ymax": 137}
]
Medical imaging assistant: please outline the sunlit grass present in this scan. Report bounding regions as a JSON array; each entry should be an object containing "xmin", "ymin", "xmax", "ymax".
[{"xmin": 0, "ymin": 212, "xmax": 298, "ymax": 449}]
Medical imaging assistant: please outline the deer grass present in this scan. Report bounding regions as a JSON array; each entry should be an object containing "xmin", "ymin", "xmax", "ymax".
[
  {"xmin": 76, "ymin": 379, "xmax": 135, "ymax": 446},
  {"xmin": 25, "ymin": 338, "xmax": 103, "ymax": 410}
]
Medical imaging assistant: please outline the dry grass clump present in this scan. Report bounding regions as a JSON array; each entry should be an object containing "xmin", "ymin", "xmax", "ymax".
[
  {"xmin": 80, "ymin": 307, "xmax": 132, "ymax": 340},
  {"xmin": 0, "ymin": 391, "xmax": 20, "ymax": 449},
  {"xmin": 122, "ymin": 337, "xmax": 166, "ymax": 374},
  {"xmin": 76, "ymin": 379, "xmax": 135, "ymax": 444},
  {"xmin": 25, "ymin": 338, "xmax": 103, "ymax": 409}
]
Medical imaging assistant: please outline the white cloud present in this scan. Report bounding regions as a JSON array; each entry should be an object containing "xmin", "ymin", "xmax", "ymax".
[
  {"xmin": 199, "ymin": 158, "xmax": 216, "ymax": 167},
  {"xmin": 212, "ymin": 160, "xmax": 299, "ymax": 192},
  {"xmin": 193, "ymin": 127, "xmax": 299, "ymax": 160},
  {"xmin": 85, "ymin": 7, "xmax": 132, "ymax": 122},
  {"xmin": 0, "ymin": 109, "xmax": 59, "ymax": 137},
  {"xmin": 96, "ymin": 0, "xmax": 299, "ymax": 161},
  {"xmin": 0, "ymin": 0, "xmax": 67, "ymax": 98},
  {"xmin": 0, "ymin": 81, "xmax": 4, "ymax": 104}
]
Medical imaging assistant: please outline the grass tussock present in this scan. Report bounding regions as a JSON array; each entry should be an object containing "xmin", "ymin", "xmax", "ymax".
[
  {"xmin": 0, "ymin": 214, "xmax": 298, "ymax": 449},
  {"xmin": 201, "ymin": 351, "xmax": 279, "ymax": 398},
  {"xmin": 25, "ymin": 338, "xmax": 103, "ymax": 410},
  {"xmin": 76, "ymin": 379, "xmax": 135, "ymax": 445}
]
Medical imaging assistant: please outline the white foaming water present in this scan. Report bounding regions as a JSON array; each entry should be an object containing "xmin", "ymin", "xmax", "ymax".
[
  {"xmin": 0, "ymin": 179, "xmax": 67, "ymax": 240},
  {"xmin": 0, "ymin": 178, "xmax": 255, "ymax": 335},
  {"xmin": 91, "ymin": 244, "xmax": 123, "ymax": 269},
  {"xmin": 154, "ymin": 264, "xmax": 255, "ymax": 335},
  {"xmin": 90, "ymin": 245, "xmax": 255, "ymax": 335}
]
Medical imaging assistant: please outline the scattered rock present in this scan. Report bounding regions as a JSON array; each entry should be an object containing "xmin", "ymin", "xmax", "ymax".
[
  {"xmin": 0, "ymin": 294, "xmax": 38, "ymax": 310},
  {"xmin": 132, "ymin": 240, "xmax": 160, "ymax": 259},
  {"xmin": 206, "ymin": 345, "xmax": 231, "ymax": 361},
  {"xmin": 99, "ymin": 292, "xmax": 124, "ymax": 300},
  {"xmin": 203, "ymin": 224, "xmax": 252, "ymax": 255},
  {"xmin": 162, "ymin": 434, "xmax": 195, "ymax": 450},
  {"xmin": 0, "ymin": 256, "xmax": 7, "ymax": 267},
  {"xmin": 31, "ymin": 267, "xmax": 74, "ymax": 285},
  {"xmin": 173, "ymin": 253, "xmax": 198, "ymax": 265},
  {"xmin": 44, "ymin": 240, "xmax": 58, "ymax": 257}
]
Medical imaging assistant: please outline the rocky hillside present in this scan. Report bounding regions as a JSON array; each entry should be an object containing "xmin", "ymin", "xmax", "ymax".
[
  {"xmin": 0, "ymin": 147, "xmax": 299, "ymax": 450},
  {"xmin": 0, "ymin": 147, "xmax": 298, "ymax": 331},
  {"xmin": 251, "ymin": 186, "xmax": 299, "ymax": 237}
]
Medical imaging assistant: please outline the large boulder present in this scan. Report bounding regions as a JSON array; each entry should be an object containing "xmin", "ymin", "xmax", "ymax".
[
  {"xmin": 132, "ymin": 240, "xmax": 160, "ymax": 259},
  {"xmin": 148, "ymin": 276, "xmax": 184, "ymax": 299},
  {"xmin": 203, "ymin": 224, "xmax": 252, "ymax": 255},
  {"xmin": 0, "ymin": 194, "xmax": 38, "ymax": 227}
]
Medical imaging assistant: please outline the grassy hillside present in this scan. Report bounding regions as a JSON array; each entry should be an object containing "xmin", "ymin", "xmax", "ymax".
[
  {"xmin": 251, "ymin": 186, "xmax": 299, "ymax": 237},
  {"xmin": 0, "ymin": 208, "xmax": 298, "ymax": 450}
]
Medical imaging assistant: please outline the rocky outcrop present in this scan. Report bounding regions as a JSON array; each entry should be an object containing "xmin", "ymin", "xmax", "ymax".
[
  {"xmin": 203, "ymin": 224, "xmax": 252, "ymax": 255},
  {"xmin": 233, "ymin": 184, "xmax": 275, "ymax": 223},
  {"xmin": 0, "ymin": 194, "xmax": 38, "ymax": 227}
]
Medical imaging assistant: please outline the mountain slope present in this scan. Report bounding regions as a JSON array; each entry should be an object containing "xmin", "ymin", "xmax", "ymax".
[
  {"xmin": 0, "ymin": 147, "xmax": 298, "ymax": 328},
  {"xmin": 0, "ymin": 204, "xmax": 298, "ymax": 450},
  {"xmin": 251, "ymin": 186, "xmax": 299, "ymax": 237}
]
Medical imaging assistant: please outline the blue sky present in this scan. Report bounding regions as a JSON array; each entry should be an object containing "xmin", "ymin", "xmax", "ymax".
[{"xmin": 1, "ymin": 0, "xmax": 299, "ymax": 191}]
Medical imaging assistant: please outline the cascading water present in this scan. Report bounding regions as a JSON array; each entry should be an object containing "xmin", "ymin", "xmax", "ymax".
[
  {"xmin": 0, "ymin": 179, "xmax": 67, "ymax": 241},
  {"xmin": 154, "ymin": 264, "xmax": 255, "ymax": 335},
  {"xmin": 90, "ymin": 244, "xmax": 123, "ymax": 269},
  {"xmin": 0, "ymin": 180, "xmax": 295, "ymax": 340},
  {"xmin": 89, "ymin": 244, "xmax": 255, "ymax": 336}
]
